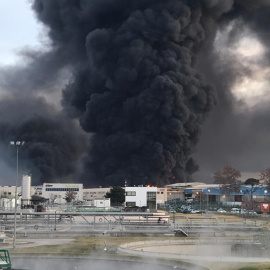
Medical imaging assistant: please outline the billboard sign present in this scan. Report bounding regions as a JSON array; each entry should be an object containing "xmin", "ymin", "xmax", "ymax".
[{"xmin": 261, "ymin": 203, "xmax": 270, "ymax": 214}]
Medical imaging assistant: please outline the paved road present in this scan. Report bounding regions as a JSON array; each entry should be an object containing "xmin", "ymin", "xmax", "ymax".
[{"xmin": 5, "ymin": 238, "xmax": 75, "ymax": 248}]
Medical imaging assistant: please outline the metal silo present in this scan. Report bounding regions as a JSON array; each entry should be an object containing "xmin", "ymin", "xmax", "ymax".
[{"xmin": 21, "ymin": 175, "xmax": 31, "ymax": 206}]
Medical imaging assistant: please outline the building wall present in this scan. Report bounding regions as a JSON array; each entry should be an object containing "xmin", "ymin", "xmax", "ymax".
[
  {"xmin": 125, "ymin": 186, "xmax": 157, "ymax": 209},
  {"xmin": 157, "ymin": 187, "xmax": 167, "ymax": 204},
  {"xmin": 42, "ymin": 183, "xmax": 83, "ymax": 204},
  {"xmin": 0, "ymin": 186, "xmax": 20, "ymax": 199},
  {"xmin": 83, "ymin": 188, "xmax": 110, "ymax": 201},
  {"xmin": 167, "ymin": 190, "xmax": 185, "ymax": 201},
  {"xmin": 33, "ymin": 186, "xmax": 43, "ymax": 196}
]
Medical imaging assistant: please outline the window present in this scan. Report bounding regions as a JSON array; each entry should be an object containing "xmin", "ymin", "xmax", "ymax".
[
  {"xmin": 126, "ymin": 191, "xmax": 136, "ymax": 196},
  {"xmin": 147, "ymin": 192, "xmax": 156, "ymax": 209},
  {"xmin": 235, "ymin": 195, "xmax": 242, "ymax": 202},
  {"xmin": 147, "ymin": 192, "xmax": 156, "ymax": 201},
  {"xmin": 45, "ymin": 187, "xmax": 79, "ymax": 192}
]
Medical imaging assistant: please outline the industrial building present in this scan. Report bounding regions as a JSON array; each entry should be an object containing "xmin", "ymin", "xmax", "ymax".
[
  {"xmin": 157, "ymin": 187, "xmax": 167, "ymax": 205},
  {"xmin": 125, "ymin": 186, "xmax": 157, "ymax": 210},
  {"xmin": 166, "ymin": 182, "xmax": 270, "ymax": 207},
  {"xmin": 42, "ymin": 183, "xmax": 83, "ymax": 204},
  {"xmin": 0, "ymin": 173, "xmax": 269, "ymax": 212},
  {"xmin": 83, "ymin": 187, "xmax": 110, "ymax": 201}
]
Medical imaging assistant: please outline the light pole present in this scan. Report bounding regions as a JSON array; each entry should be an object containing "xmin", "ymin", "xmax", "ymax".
[
  {"xmin": 264, "ymin": 189, "xmax": 267, "ymax": 202},
  {"xmin": 10, "ymin": 141, "xmax": 24, "ymax": 249},
  {"xmin": 196, "ymin": 192, "xmax": 201, "ymax": 211},
  {"xmin": 54, "ymin": 211, "xmax": 57, "ymax": 230},
  {"xmin": 207, "ymin": 189, "xmax": 210, "ymax": 211}
]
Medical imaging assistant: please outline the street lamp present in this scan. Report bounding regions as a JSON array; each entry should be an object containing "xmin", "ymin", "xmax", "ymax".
[
  {"xmin": 10, "ymin": 141, "xmax": 25, "ymax": 249},
  {"xmin": 54, "ymin": 211, "xmax": 57, "ymax": 231},
  {"xmin": 264, "ymin": 189, "xmax": 267, "ymax": 202},
  {"xmin": 196, "ymin": 192, "xmax": 201, "ymax": 211},
  {"xmin": 207, "ymin": 189, "xmax": 210, "ymax": 211}
]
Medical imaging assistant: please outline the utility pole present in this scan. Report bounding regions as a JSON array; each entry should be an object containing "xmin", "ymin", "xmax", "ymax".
[
  {"xmin": 54, "ymin": 211, "xmax": 57, "ymax": 231},
  {"xmin": 10, "ymin": 141, "xmax": 24, "ymax": 249}
]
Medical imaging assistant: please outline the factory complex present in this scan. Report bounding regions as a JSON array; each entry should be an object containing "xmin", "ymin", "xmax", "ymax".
[{"xmin": 0, "ymin": 176, "xmax": 269, "ymax": 213}]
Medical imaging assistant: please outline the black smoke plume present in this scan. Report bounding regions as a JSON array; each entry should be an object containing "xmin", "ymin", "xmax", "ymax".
[
  {"xmin": 0, "ymin": 96, "xmax": 86, "ymax": 184},
  {"xmin": 1, "ymin": 0, "xmax": 270, "ymax": 186},
  {"xmin": 32, "ymin": 0, "xmax": 222, "ymax": 186}
]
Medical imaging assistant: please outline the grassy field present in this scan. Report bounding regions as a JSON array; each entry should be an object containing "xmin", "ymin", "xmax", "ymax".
[
  {"xmin": 10, "ymin": 235, "xmax": 270, "ymax": 270},
  {"xmin": 11, "ymin": 236, "xmax": 167, "ymax": 255}
]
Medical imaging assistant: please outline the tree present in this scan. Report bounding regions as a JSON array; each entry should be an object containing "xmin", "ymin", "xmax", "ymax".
[
  {"xmin": 260, "ymin": 168, "xmax": 270, "ymax": 188},
  {"xmin": 244, "ymin": 178, "xmax": 259, "ymax": 187},
  {"xmin": 64, "ymin": 190, "xmax": 76, "ymax": 203},
  {"xmin": 49, "ymin": 194, "xmax": 58, "ymax": 204},
  {"xmin": 244, "ymin": 178, "xmax": 260, "ymax": 209},
  {"xmin": 31, "ymin": 195, "xmax": 47, "ymax": 205},
  {"xmin": 214, "ymin": 166, "xmax": 241, "ymax": 194},
  {"xmin": 105, "ymin": 186, "xmax": 125, "ymax": 206}
]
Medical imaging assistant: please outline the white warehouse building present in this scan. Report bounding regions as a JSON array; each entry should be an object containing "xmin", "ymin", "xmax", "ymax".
[
  {"xmin": 125, "ymin": 186, "xmax": 157, "ymax": 210},
  {"xmin": 42, "ymin": 183, "xmax": 83, "ymax": 204}
]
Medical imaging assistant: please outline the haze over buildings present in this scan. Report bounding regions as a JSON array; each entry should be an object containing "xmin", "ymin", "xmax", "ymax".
[{"xmin": 0, "ymin": 1, "xmax": 270, "ymax": 187}]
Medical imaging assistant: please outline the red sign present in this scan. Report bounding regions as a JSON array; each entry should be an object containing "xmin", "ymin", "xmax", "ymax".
[{"xmin": 261, "ymin": 203, "xmax": 270, "ymax": 214}]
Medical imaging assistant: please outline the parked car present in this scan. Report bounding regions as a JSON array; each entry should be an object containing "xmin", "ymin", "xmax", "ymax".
[
  {"xmin": 247, "ymin": 210, "xmax": 257, "ymax": 215},
  {"xmin": 231, "ymin": 208, "xmax": 240, "ymax": 214},
  {"xmin": 190, "ymin": 209, "xmax": 201, "ymax": 214},
  {"xmin": 217, "ymin": 208, "xmax": 226, "ymax": 213},
  {"xmin": 168, "ymin": 209, "xmax": 176, "ymax": 213}
]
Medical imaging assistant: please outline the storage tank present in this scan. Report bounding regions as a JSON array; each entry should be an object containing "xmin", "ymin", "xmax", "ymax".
[{"xmin": 21, "ymin": 175, "xmax": 31, "ymax": 206}]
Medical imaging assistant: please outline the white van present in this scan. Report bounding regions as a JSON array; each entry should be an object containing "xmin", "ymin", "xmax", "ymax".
[{"xmin": 231, "ymin": 208, "xmax": 240, "ymax": 214}]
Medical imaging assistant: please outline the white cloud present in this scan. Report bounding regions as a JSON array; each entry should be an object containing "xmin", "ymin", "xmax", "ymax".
[
  {"xmin": 215, "ymin": 26, "xmax": 270, "ymax": 110},
  {"xmin": 235, "ymin": 37, "xmax": 265, "ymax": 58}
]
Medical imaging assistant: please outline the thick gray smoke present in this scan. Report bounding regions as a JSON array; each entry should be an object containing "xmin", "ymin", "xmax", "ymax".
[
  {"xmin": 1, "ymin": 0, "xmax": 270, "ymax": 186},
  {"xmin": 0, "ymin": 96, "xmax": 86, "ymax": 184},
  {"xmin": 193, "ymin": 0, "xmax": 270, "ymax": 182},
  {"xmin": 32, "ymin": 0, "xmax": 222, "ymax": 186}
]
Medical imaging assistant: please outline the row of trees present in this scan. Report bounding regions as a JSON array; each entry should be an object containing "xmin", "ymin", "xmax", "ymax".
[{"xmin": 214, "ymin": 166, "xmax": 270, "ymax": 194}]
